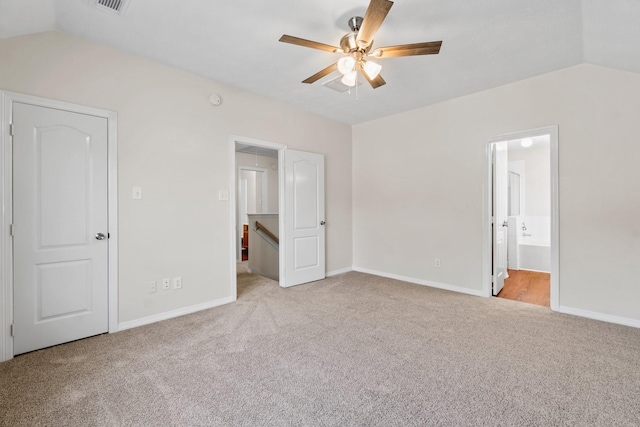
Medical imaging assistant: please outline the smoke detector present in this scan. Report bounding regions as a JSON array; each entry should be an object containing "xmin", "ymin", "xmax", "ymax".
[{"xmin": 94, "ymin": 0, "xmax": 130, "ymax": 15}]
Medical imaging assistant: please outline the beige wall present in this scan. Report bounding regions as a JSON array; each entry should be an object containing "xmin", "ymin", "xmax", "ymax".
[
  {"xmin": 0, "ymin": 31, "xmax": 353, "ymax": 323},
  {"xmin": 353, "ymin": 64, "xmax": 640, "ymax": 322},
  {"xmin": 3, "ymin": 31, "xmax": 638, "ymax": 328}
]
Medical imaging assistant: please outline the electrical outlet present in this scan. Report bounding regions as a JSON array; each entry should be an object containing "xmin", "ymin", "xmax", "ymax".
[
  {"xmin": 149, "ymin": 281, "xmax": 157, "ymax": 293},
  {"xmin": 435, "ymin": 258, "xmax": 441, "ymax": 268},
  {"xmin": 173, "ymin": 277, "xmax": 182, "ymax": 290},
  {"xmin": 161, "ymin": 278, "xmax": 171, "ymax": 290}
]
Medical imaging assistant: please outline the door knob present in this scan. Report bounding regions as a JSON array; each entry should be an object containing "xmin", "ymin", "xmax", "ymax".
[
  {"xmin": 95, "ymin": 233, "xmax": 106, "ymax": 240},
  {"xmin": 502, "ymin": 221, "xmax": 509, "ymax": 227},
  {"xmin": 320, "ymin": 221, "xmax": 326, "ymax": 226}
]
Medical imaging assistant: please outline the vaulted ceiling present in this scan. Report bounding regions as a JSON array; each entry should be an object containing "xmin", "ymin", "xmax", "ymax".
[{"xmin": 1, "ymin": 0, "xmax": 639, "ymax": 124}]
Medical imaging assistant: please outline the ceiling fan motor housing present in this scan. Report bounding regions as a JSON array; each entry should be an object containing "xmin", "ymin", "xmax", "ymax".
[
  {"xmin": 348, "ymin": 16, "xmax": 363, "ymax": 32},
  {"xmin": 340, "ymin": 31, "xmax": 371, "ymax": 55}
]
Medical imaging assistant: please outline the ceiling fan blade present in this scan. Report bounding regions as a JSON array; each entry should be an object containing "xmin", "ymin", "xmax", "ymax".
[
  {"xmin": 279, "ymin": 35, "xmax": 340, "ymax": 53},
  {"xmin": 358, "ymin": 63, "xmax": 386, "ymax": 89},
  {"xmin": 356, "ymin": 0, "xmax": 394, "ymax": 48},
  {"xmin": 302, "ymin": 63, "xmax": 338, "ymax": 84},
  {"xmin": 371, "ymin": 41, "xmax": 442, "ymax": 58}
]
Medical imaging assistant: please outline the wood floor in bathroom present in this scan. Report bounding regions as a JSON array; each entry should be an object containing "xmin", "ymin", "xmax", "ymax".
[{"xmin": 498, "ymin": 269, "xmax": 550, "ymax": 307}]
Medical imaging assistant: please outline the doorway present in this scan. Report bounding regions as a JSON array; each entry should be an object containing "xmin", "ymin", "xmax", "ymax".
[
  {"xmin": 0, "ymin": 91, "xmax": 118, "ymax": 362},
  {"xmin": 483, "ymin": 126, "xmax": 559, "ymax": 310},
  {"xmin": 229, "ymin": 137, "xmax": 327, "ymax": 300},
  {"xmin": 235, "ymin": 143, "xmax": 279, "ymax": 281},
  {"xmin": 230, "ymin": 137, "xmax": 284, "ymax": 301},
  {"xmin": 237, "ymin": 165, "xmax": 270, "ymax": 261}
]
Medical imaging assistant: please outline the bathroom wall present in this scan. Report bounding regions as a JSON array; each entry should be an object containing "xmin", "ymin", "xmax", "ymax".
[{"xmin": 508, "ymin": 142, "xmax": 551, "ymax": 216}]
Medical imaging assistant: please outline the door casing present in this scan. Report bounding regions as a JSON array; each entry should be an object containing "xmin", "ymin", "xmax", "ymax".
[
  {"xmin": 482, "ymin": 125, "xmax": 559, "ymax": 310},
  {"xmin": 0, "ymin": 91, "xmax": 119, "ymax": 362},
  {"xmin": 492, "ymin": 141, "xmax": 509, "ymax": 296},
  {"xmin": 229, "ymin": 136, "xmax": 286, "ymax": 301}
]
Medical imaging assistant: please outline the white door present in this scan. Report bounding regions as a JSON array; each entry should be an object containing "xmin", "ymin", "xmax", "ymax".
[
  {"xmin": 282, "ymin": 149, "xmax": 325, "ymax": 287},
  {"xmin": 13, "ymin": 102, "xmax": 109, "ymax": 355},
  {"xmin": 492, "ymin": 141, "xmax": 508, "ymax": 296}
]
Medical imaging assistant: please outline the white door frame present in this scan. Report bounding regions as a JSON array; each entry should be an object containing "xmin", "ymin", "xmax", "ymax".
[
  {"xmin": 229, "ymin": 136, "xmax": 286, "ymax": 301},
  {"xmin": 482, "ymin": 125, "xmax": 559, "ymax": 310},
  {"xmin": 0, "ymin": 91, "xmax": 119, "ymax": 362}
]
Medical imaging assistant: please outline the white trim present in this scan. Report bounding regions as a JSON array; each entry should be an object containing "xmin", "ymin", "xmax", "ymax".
[
  {"xmin": 0, "ymin": 93, "xmax": 13, "ymax": 362},
  {"xmin": 229, "ymin": 136, "xmax": 286, "ymax": 301},
  {"xmin": 353, "ymin": 266, "xmax": 486, "ymax": 297},
  {"xmin": 327, "ymin": 267, "xmax": 353, "ymax": 277},
  {"xmin": 0, "ymin": 91, "xmax": 119, "ymax": 362},
  {"xmin": 558, "ymin": 306, "xmax": 640, "ymax": 329},
  {"xmin": 107, "ymin": 112, "xmax": 119, "ymax": 333},
  {"xmin": 549, "ymin": 128, "xmax": 559, "ymax": 311},
  {"xmin": 483, "ymin": 126, "xmax": 559, "ymax": 310},
  {"xmin": 118, "ymin": 296, "xmax": 234, "ymax": 331}
]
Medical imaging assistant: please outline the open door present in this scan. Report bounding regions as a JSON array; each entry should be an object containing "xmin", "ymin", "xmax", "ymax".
[
  {"xmin": 282, "ymin": 149, "xmax": 325, "ymax": 287},
  {"xmin": 492, "ymin": 141, "xmax": 508, "ymax": 296}
]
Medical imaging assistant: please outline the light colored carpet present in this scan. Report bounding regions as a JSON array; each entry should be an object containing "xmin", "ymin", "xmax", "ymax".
[{"xmin": 1, "ymin": 271, "xmax": 639, "ymax": 426}]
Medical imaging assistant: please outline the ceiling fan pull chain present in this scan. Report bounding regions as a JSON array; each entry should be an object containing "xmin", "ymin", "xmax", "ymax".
[{"xmin": 356, "ymin": 72, "xmax": 359, "ymax": 101}]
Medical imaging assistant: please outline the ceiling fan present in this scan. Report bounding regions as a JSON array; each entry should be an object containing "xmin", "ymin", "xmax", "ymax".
[{"xmin": 279, "ymin": 0, "xmax": 442, "ymax": 89}]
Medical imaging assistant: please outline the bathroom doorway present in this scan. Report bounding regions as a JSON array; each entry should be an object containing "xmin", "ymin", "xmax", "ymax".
[{"xmin": 483, "ymin": 126, "xmax": 559, "ymax": 310}]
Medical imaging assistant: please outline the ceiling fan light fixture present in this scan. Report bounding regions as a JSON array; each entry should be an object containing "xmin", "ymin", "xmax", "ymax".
[
  {"xmin": 337, "ymin": 56, "xmax": 356, "ymax": 75},
  {"xmin": 341, "ymin": 70, "xmax": 357, "ymax": 87},
  {"xmin": 279, "ymin": 0, "xmax": 442, "ymax": 90},
  {"xmin": 362, "ymin": 60, "xmax": 382, "ymax": 79}
]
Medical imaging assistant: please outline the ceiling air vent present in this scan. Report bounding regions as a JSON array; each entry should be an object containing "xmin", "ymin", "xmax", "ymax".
[
  {"xmin": 322, "ymin": 75, "xmax": 364, "ymax": 93},
  {"xmin": 95, "ymin": 0, "xmax": 129, "ymax": 15}
]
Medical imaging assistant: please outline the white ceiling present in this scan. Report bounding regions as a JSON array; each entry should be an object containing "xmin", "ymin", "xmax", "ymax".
[
  {"xmin": 507, "ymin": 135, "xmax": 549, "ymax": 151},
  {"xmin": 1, "ymin": 0, "xmax": 640, "ymax": 125}
]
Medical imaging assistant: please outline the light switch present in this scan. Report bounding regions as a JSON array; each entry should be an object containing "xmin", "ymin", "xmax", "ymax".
[
  {"xmin": 218, "ymin": 190, "xmax": 229, "ymax": 201},
  {"xmin": 132, "ymin": 186, "xmax": 143, "ymax": 200}
]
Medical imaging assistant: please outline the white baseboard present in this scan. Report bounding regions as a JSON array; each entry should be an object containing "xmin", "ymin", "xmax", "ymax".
[
  {"xmin": 117, "ymin": 296, "xmax": 235, "ymax": 332},
  {"xmin": 327, "ymin": 267, "xmax": 352, "ymax": 277},
  {"xmin": 558, "ymin": 305, "xmax": 640, "ymax": 329},
  {"xmin": 352, "ymin": 266, "xmax": 485, "ymax": 297}
]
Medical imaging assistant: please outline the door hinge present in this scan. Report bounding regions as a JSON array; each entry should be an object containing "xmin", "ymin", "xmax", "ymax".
[
  {"xmin": 10, "ymin": 324, "xmax": 14, "ymax": 337},
  {"xmin": 9, "ymin": 123, "xmax": 14, "ymax": 137},
  {"xmin": 9, "ymin": 224, "xmax": 14, "ymax": 237},
  {"xmin": 491, "ymin": 275, "xmax": 495, "ymax": 283}
]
